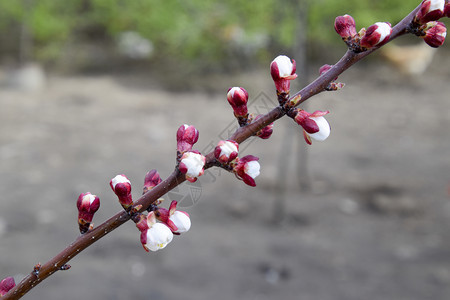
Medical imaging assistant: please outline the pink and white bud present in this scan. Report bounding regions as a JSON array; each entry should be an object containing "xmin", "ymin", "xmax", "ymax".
[
  {"xmin": 169, "ymin": 211, "xmax": 191, "ymax": 234},
  {"xmin": 76, "ymin": 192, "xmax": 100, "ymax": 234},
  {"xmin": 0, "ymin": 276, "xmax": 15, "ymax": 296},
  {"xmin": 416, "ymin": 0, "xmax": 445, "ymax": 24},
  {"xmin": 422, "ymin": 21, "xmax": 447, "ymax": 47},
  {"xmin": 176, "ymin": 124, "xmax": 199, "ymax": 154},
  {"xmin": 360, "ymin": 22, "xmax": 392, "ymax": 48},
  {"xmin": 233, "ymin": 155, "xmax": 260, "ymax": 187},
  {"xmin": 227, "ymin": 87, "xmax": 249, "ymax": 119},
  {"xmin": 179, "ymin": 151, "xmax": 206, "ymax": 183},
  {"xmin": 155, "ymin": 200, "xmax": 191, "ymax": 234},
  {"xmin": 334, "ymin": 14, "xmax": 357, "ymax": 39},
  {"xmin": 270, "ymin": 55, "xmax": 297, "ymax": 94},
  {"xmin": 254, "ymin": 114, "xmax": 274, "ymax": 139},
  {"xmin": 214, "ymin": 140, "xmax": 239, "ymax": 163},
  {"xmin": 138, "ymin": 212, "xmax": 173, "ymax": 252},
  {"xmin": 294, "ymin": 110, "xmax": 331, "ymax": 145},
  {"xmin": 143, "ymin": 169, "xmax": 162, "ymax": 194},
  {"xmin": 110, "ymin": 174, "xmax": 133, "ymax": 210}
]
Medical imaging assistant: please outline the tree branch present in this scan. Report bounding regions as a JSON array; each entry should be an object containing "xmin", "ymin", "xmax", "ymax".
[{"xmin": 2, "ymin": 3, "xmax": 423, "ymax": 299}]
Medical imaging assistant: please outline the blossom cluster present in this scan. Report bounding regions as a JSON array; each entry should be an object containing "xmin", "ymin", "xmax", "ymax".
[
  {"xmin": 214, "ymin": 139, "xmax": 261, "ymax": 187},
  {"xmin": 176, "ymin": 124, "xmax": 206, "ymax": 183},
  {"xmin": 73, "ymin": 163, "xmax": 192, "ymax": 254},
  {"xmin": 108, "ymin": 171, "xmax": 191, "ymax": 252},
  {"xmin": 136, "ymin": 200, "xmax": 191, "ymax": 252},
  {"xmin": 411, "ymin": 0, "xmax": 448, "ymax": 47},
  {"xmin": 270, "ymin": 55, "xmax": 332, "ymax": 144},
  {"xmin": 227, "ymin": 53, "xmax": 333, "ymax": 149},
  {"xmin": 334, "ymin": 14, "xmax": 393, "ymax": 50}
]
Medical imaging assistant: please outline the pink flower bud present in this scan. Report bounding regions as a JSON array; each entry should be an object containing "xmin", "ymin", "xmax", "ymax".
[
  {"xmin": 179, "ymin": 151, "xmax": 206, "ymax": 183},
  {"xmin": 360, "ymin": 22, "xmax": 392, "ymax": 48},
  {"xmin": 110, "ymin": 174, "xmax": 133, "ymax": 210},
  {"xmin": 422, "ymin": 21, "xmax": 447, "ymax": 47},
  {"xmin": 334, "ymin": 14, "xmax": 357, "ymax": 39},
  {"xmin": 270, "ymin": 55, "xmax": 297, "ymax": 94},
  {"xmin": 415, "ymin": 0, "xmax": 445, "ymax": 24},
  {"xmin": 77, "ymin": 192, "xmax": 100, "ymax": 234},
  {"xmin": 233, "ymin": 155, "xmax": 260, "ymax": 187},
  {"xmin": 139, "ymin": 212, "xmax": 173, "ymax": 252},
  {"xmin": 254, "ymin": 114, "xmax": 274, "ymax": 139},
  {"xmin": 0, "ymin": 277, "xmax": 15, "ymax": 296},
  {"xmin": 169, "ymin": 211, "xmax": 191, "ymax": 234},
  {"xmin": 155, "ymin": 201, "xmax": 191, "ymax": 234},
  {"xmin": 143, "ymin": 169, "xmax": 162, "ymax": 194},
  {"xmin": 319, "ymin": 64, "xmax": 333, "ymax": 75},
  {"xmin": 176, "ymin": 124, "xmax": 199, "ymax": 153},
  {"xmin": 227, "ymin": 87, "xmax": 249, "ymax": 118},
  {"xmin": 294, "ymin": 110, "xmax": 331, "ymax": 145},
  {"xmin": 214, "ymin": 140, "xmax": 239, "ymax": 163}
]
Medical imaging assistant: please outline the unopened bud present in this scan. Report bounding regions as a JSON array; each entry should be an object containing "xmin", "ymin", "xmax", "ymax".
[
  {"xmin": 415, "ymin": 0, "xmax": 445, "ymax": 24},
  {"xmin": 155, "ymin": 200, "xmax": 191, "ymax": 234},
  {"xmin": 270, "ymin": 55, "xmax": 297, "ymax": 94},
  {"xmin": 294, "ymin": 110, "xmax": 331, "ymax": 145},
  {"xmin": 0, "ymin": 276, "xmax": 15, "ymax": 296},
  {"xmin": 179, "ymin": 151, "xmax": 206, "ymax": 183},
  {"xmin": 214, "ymin": 140, "xmax": 239, "ymax": 163},
  {"xmin": 176, "ymin": 124, "xmax": 199, "ymax": 154},
  {"xmin": 110, "ymin": 174, "xmax": 133, "ymax": 210},
  {"xmin": 227, "ymin": 87, "xmax": 249, "ymax": 120},
  {"xmin": 334, "ymin": 14, "xmax": 357, "ymax": 40},
  {"xmin": 143, "ymin": 169, "xmax": 162, "ymax": 194},
  {"xmin": 360, "ymin": 22, "xmax": 392, "ymax": 49},
  {"xmin": 233, "ymin": 155, "xmax": 260, "ymax": 187},
  {"xmin": 254, "ymin": 114, "xmax": 274, "ymax": 139},
  {"xmin": 422, "ymin": 21, "xmax": 447, "ymax": 47},
  {"xmin": 76, "ymin": 192, "xmax": 100, "ymax": 234}
]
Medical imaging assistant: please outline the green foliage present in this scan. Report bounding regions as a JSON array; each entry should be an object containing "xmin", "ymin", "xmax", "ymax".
[{"xmin": 0, "ymin": 0, "xmax": 424, "ymax": 65}]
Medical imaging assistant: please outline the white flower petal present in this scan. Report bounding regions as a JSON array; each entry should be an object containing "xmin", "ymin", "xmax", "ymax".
[
  {"xmin": 170, "ymin": 211, "xmax": 191, "ymax": 233},
  {"xmin": 182, "ymin": 153, "xmax": 205, "ymax": 177},
  {"xmin": 374, "ymin": 22, "xmax": 391, "ymax": 43},
  {"xmin": 220, "ymin": 141, "xmax": 238, "ymax": 158},
  {"xmin": 145, "ymin": 223, "xmax": 173, "ymax": 251},
  {"xmin": 308, "ymin": 116, "xmax": 331, "ymax": 141},
  {"xmin": 274, "ymin": 55, "xmax": 294, "ymax": 77},
  {"xmin": 429, "ymin": 0, "xmax": 445, "ymax": 12},
  {"xmin": 245, "ymin": 161, "xmax": 260, "ymax": 179},
  {"xmin": 111, "ymin": 174, "xmax": 130, "ymax": 189}
]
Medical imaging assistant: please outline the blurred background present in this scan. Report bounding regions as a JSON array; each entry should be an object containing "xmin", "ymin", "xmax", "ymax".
[{"xmin": 0, "ymin": 0, "xmax": 449, "ymax": 299}]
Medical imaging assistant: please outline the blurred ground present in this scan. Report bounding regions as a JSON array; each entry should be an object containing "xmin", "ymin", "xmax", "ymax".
[{"xmin": 0, "ymin": 50, "xmax": 449, "ymax": 300}]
